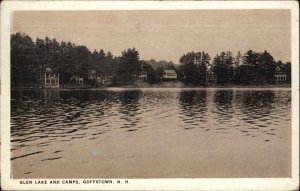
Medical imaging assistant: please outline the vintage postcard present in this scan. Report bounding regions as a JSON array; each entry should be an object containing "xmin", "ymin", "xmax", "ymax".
[{"xmin": 1, "ymin": 1, "xmax": 299, "ymax": 190}]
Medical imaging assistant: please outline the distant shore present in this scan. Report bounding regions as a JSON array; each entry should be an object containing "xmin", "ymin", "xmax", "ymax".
[{"xmin": 12, "ymin": 82, "xmax": 291, "ymax": 91}]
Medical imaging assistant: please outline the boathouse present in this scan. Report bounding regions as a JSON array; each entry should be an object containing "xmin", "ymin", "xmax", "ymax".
[{"xmin": 70, "ymin": 75, "xmax": 84, "ymax": 85}]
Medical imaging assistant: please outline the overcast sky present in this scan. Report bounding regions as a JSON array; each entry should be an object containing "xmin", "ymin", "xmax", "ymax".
[{"xmin": 13, "ymin": 10, "xmax": 291, "ymax": 63}]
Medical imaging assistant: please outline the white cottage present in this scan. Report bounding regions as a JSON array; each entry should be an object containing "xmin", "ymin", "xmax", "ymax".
[
  {"xmin": 97, "ymin": 75, "xmax": 113, "ymax": 85},
  {"xmin": 139, "ymin": 71, "xmax": 147, "ymax": 81},
  {"xmin": 163, "ymin": 70, "xmax": 177, "ymax": 80},
  {"xmin": 206, "ymin": 68, "xmax": 217, "ymax": 84},
  {"xmin": 88, "ymin": 69, "xmax": 97, "ymax": 80},
  {"xmin": 275, "ymin": 66, "xmax": 287, "ymax": 83},
  {"xmin": 44, "ymin": 68, "xmax": 59, "ymax": 88}
]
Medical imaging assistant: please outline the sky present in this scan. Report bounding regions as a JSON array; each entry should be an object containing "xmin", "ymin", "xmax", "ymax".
[{"xmin": 13, "ymin": 10, "xmax": 291, "ymax": 63}]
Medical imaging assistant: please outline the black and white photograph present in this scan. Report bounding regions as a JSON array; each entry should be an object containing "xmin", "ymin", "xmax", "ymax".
[{"xmin": 1, "ymin": 1, "xmax": 299, "ymax": 190}]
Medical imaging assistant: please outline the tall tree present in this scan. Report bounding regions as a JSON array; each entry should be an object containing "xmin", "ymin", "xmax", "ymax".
[
  {"xmin": 233, "ymin": 51, "xmax": 243, "ymax": 83},
  {"xmin": 11, "ymin": 33, "xmax": 36, "ymax": 86},
  {"xmin": 212, "ymin": 51, "xmax": 234, "ymax": 84},
  {"xmin": 116, "ymin": 48, "xmax": 140, "ymax": 85},
  {"xmin": 257, "ymin": 50, "xmax": 276, "ymax": 84},
  {"xmin": 179, "ymin": 51, "xmax": 210, "ymax": 85},
  {"xmin": 243, "ymin": 50, "xmax": 261, "ymax": 84}
]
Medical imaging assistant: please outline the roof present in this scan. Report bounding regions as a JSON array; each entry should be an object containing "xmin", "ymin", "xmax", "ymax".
[
  {"xmin": 164, "ymin": 70, "xmax": 177, "ymax": 74},
  {"xmin": 206, "ymin": 70, "xmax": 215, "ymax": 75},
  {"xmin": 275, "ymin": 66, "xmax": 284, "ymax": 74}
]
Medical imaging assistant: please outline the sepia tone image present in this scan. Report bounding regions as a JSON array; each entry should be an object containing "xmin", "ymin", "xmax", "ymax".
[{"xmin": 11, "ymin": 10, "xmax": 292, "ymax": 179}]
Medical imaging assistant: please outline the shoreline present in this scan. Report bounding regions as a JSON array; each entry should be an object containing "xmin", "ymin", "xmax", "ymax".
[{"xmin": 12, "ymin": 84, "xmax": 291, "ymax": 91}]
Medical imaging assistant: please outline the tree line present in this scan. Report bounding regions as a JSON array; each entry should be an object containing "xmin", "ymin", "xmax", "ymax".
[
  {"xmin": 11, "ymin": 33, "xmax": 167, "ymax": 87},
  {"xmin": 178, "ymin": 50, "xmax": 291, "ymax": 85},
  {"xmin": 11, "ymin": 32, "xmax": 291, "ymax": 87}
]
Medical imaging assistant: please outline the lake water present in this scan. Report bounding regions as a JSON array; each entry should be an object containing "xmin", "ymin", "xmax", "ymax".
[{"xmin": 11, "ymin": 88, "xmax": 291, "ymax": 178}]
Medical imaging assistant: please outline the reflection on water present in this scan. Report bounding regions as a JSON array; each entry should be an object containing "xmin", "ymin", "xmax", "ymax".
[
  {"xmin": 235, "ymin": 91, "xmax": 277, "ymax": 139},
  {"xmin": 179, "ymin": 90, "xmax": 207, "ymax": 129},
  {"xmin": 119, "ymin": 91, "xmax": 141, "ymax": 131},
  {"xmin": 213, "ymin": 90, "xmax": 234, "ymax": 124},
  {"xmin": 11, "ymin": 88, "xmax": 291, "ymax": 176},
  {"xmin": 237, "ymin": 91, "xmax": 275, "ymax": 119}
]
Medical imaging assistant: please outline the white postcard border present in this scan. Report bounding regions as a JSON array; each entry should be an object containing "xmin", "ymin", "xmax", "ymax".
[{"xmin": 1, "ymin": 1, "xmax": 299, "ymax": 190}]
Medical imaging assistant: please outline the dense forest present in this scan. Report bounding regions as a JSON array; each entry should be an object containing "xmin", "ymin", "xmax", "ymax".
[{"xmin": 11, "ymin": 33, "xmax": 291, "ymax": 87}]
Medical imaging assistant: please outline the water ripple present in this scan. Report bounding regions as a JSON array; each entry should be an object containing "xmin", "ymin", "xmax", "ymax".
[{"xmin": 11, "ymin": 89, "xmax": 291, "ymax": 161}]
